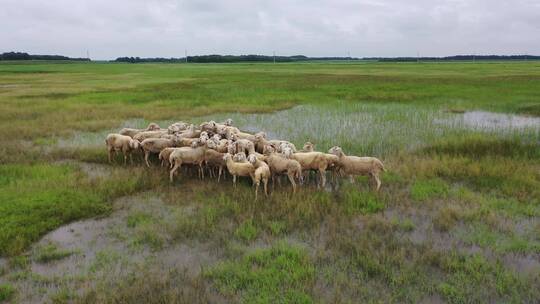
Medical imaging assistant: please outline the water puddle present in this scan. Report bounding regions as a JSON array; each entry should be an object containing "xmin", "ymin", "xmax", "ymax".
[{"xmin": 443, "ymin": 111, "xmax": 540, "ymax": 131}]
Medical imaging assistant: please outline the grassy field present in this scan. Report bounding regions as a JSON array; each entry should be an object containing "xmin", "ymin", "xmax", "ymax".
[{"xmin": 0, "ymin": 60, "xmax": 539, "ymax": 303}]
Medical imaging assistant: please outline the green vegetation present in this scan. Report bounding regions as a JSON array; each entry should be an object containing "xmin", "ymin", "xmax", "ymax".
[
  {"xmin": 34, "ymin": 243, "xmax": 75, "ymax": 263},
  {"xmin": 0, "ymin": 284, "xmax": 15, "ymax": 302},
  {"xmin": 0, "ymin": 61, "xmax": 539, "ymax": 303},
  {"xmin": 207, "ymin": 243, "xmax": 315, "ymax": 303}
]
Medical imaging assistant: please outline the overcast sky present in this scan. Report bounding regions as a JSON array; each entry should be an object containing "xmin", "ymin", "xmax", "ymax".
[{"xmin": 2, "ymin": 0, "xmax": 539, "ymax": 60}]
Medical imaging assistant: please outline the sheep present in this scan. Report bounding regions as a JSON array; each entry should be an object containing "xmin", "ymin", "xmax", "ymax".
[
  {"xmin": 224, "ymin": 118, "xmax": 234, "ymax": 126},
  {"xmin": 203, "ymin": 149, "xmax": 226, "ymax": 182},
  {"xmin": 133, "ymin": 130, "xmax": 168, "ymax": 142},
  {"xmin": 140, "ymin": 137, "xmax": 180, "ymax": 167},
  {"xmin": 119, "ymin": 122, "xmax": 161, "ymax": 138},
  {"xmin": 328, "ymin": 146, "xmax": 386, "ymax": 191},
  {"xmin": 179, "ymin": 124, "xmax": 201, "ymax": 138},
  {"xmin": 158, "ymin": 147, "xmax": 178, "ymax": 168},
  {"xmin": 248, "ymin": 154, "xmax": 270, "ymax": 199},
  {"xmin": 223, "ymin": 153, "xmax": 255, "ymax": 188},
  {"xmin": 207, "ymin": 137, "xmax": 229, "ymax": 153},
  {"xmin": 282, "ymin": 147, "xmax": 329, "ymax": 188},
  {"xmin": 168, "ymin": 122, "xmax": 189, "ymax": 134},
  {"xmin": 300, "ymin": 142, "xmax": 314, "ymax": 152},
  {"xmin": 200, "ymin": 121, "xmax": 217, "ymax": 133},
  {"xmin": 233, "ymin": 152, "xmax": 247, "ymax": 162},
  {"xmin": 119, "ymin": 128, "xmax": 142, "ymax": 138},
  {"xmin": 105, "ymin": 133, "xmax": 140, "ymax": 165},
  {"xmin": 169, "ymin": 140, "xmax": 207, "ymax": 182},
  {"xmin": 263, "ymin": 145, "xmax": 302, "ymax": 193},
  {"xmin": 253, "ymin": 132, "xmax": 297, "ymax": 154},
  {"xmin": 233, "ymin": 138, "xmax": 256, "ymax": 155}
]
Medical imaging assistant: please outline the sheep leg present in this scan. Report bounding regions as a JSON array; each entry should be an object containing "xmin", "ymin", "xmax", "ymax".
[
  {"xmin": 130, "ymin": 152, "xmax": 134, "ymax": 165},
  {"xmin": 349, "ymin": 175, "xmax": 355, "ymax": 184},
  {"xmin": 145, "ymin": 151, "xmax": 151, "ymax": 167},
  {"xmin": 218, "ymin": 167, "xmax": 222, "ymax": 182},
  {"xmin": 255, "ymin": 181, "xmax": 259, "ymax": 200},
  {"xmin": 233, "ymin": 175, "xmax": 237, "ymax": 188},
  {"xmin": 108, "ymin": 149, "xmax": 113, "ymax": 163},
  {"xmin": 263, "ymin": 178, "xmax": 268, "ymax": 196},
  {"xmin": 373, "ymin": 173, "xmax": 381, "ymax": 192},
  {"xmin": 319, "ymin": 168, "xmax": 327, "ymax": 189},
  {"xmin": 287, "ymin": 172, "xmax": 296, "ymax": 193},
  {"xmin": 170, "ymin": 161, "xmax": 182, "ymax": 183}
]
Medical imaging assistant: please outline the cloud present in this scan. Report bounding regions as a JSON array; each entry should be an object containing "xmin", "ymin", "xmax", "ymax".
[{"xmin": 1, "ymin": 0, "xmax": 539, "ymax": 59}]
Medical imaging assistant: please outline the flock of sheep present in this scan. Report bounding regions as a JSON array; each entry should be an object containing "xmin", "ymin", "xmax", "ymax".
[{"xmin": 105, "ymin": 119, "xmax": 386, "ymax": 198}]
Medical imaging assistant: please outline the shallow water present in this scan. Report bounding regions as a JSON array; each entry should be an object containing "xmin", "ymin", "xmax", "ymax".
[
  {"xmin": 57, "ymin": 103, "xmax": 540, "ymax": 157},
  {"xmin": 443, "ymin": 110, "xmax": 540, "ymax": 131}
]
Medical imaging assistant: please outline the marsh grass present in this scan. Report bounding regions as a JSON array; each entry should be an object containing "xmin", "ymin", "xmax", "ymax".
[
  {"xmin": 1, "ymin": 61, "xmax": 540, "ymax": 303},
  {"xmin": 206, "ymin": 242, "xmax": 315, "ymax": 303}
]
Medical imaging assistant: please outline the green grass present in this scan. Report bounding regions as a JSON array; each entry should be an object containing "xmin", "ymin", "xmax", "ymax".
[
  {"xmin": 0, "ymin": 284, "xmax": 15, "ymax": 302},
  {"xmin": 0, "ymin": 61, "xmax": 539, "ymax": 303},
  {"xmin": 207, "ymin": 242, "xmax": 315, "ymax": 303},
  {"xmin": 0, "ymin": 163, "xmax": 160, "ymax": 255},
  {"xmin": 34, "ymin": 243, "xmax": 75, "ymax": 263}
]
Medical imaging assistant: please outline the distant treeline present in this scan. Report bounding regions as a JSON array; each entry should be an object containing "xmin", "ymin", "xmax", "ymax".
[
  {"xmin": 114, "ymin": 55, "xmax": 357, "ymax": 63},
  {"xmin": 114, "ymin": 54, "xmax": 540, "ymax": 63},
  {"xmin": 0, "ymin": 52, "xmax": 90, "ymax": 61},
  {"xmin": 369, "ymin": 55, "xmax": 540, "ymax": 62}
]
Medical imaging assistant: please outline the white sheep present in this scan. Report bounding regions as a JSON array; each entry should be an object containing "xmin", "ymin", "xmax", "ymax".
[
  {"xmin": 119, "ymin": 122, "xmax": 161, "ymax": 138},
  {"xmin": 248, "ymin": 154, "xmax": 270, "ymax": 199},
  {"xmin": 282, "ymin": 147, "xmax": 329, "ymax": 188},
  {"xmin": 168, "ymin": 122, "xmax": 189, "ymax": 134},
  {"xmin": 300, "ymin": 142, "xmax": 314, "ymax": 152},
  {"xmin": 233, "ymin": 138, "xmax": 256, "ymax": 155},
  {"xmin": 169, "ymin": 140, "xmax": 207, "ymax": 182},
  {"xmin": 328, "ymin": 146, "xmax": 386, "ymax": 191},
  {"xmin": 105, "ymin": 133, "xmax": 141, "ymax": 164},
  {"xmin": 263, "ymin": 145, "xmax": 302, "ymax": 193},
  {"xmin": 203, "ymin": 149, "xmax": 227, "ymax": 182},
  {"xmin": 233, "ymin": 152, "xmax": 247, "ymax": 162},
  {"xmin": 223, "ymin": 153, "xmax": 255, "ymax": 188},
  {"xmin": 140, "ymin": 137, "xmax": 180, "ymax": 167},
  {"xmin": 253, "ymin": 132, "xmax": 297, "ymax": 154},
  {"xmin": 133, "ymin": 130, "xmax": 168, "ymax": 142}
]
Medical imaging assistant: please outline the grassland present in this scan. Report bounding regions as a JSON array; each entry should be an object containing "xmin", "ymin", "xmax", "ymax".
[{"xmin": 0, "ymin": 60, "xmax": 539, "ymax": 303}]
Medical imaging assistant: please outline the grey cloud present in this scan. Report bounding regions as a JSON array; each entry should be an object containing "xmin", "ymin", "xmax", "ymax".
[{"xmin": 1, "ymin": 0, "xmax": 539, "ymax": 59}]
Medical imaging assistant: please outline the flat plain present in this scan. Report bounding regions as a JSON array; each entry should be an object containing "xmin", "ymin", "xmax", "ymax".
[{"xmin": 0, "ymin": 60, "xmax": 539, "ymax": 303}]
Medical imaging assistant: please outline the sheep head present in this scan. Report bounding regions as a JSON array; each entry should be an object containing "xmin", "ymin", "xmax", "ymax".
[
  {"xmin": 247, "ymin": 154, "xmax": 257, "ymax": 164},
  {"xmin": 328, "ymin": 146, "xmax": 343, "ymax": 157},
  {"xmin": 224, "ymin": 118, "xmax": 233, "ymax": 126},
  {"xmin": 282, "ymin": 147, "xmax": 294, "ymax": 158},
  {"xmin": 254, "ymin": 132, "xmax": 266, "ymax": 142},
  {"xmin": 303, "ymin": 142, "xmax": 314, "ymax": 151},
  {"xmin": 227, "ymin": 143, "xmax": 236, "ymax": 155},
  {"xmin": 223, "ymin": 153, "xmax": 232, "ymax": 162},
  {"xmin": 146, "ymin": 123, "xmax": 160, "ymax": 131},
  {"xmin": 233, "ymin": 152, "xmax": 247, "ymax": 162},
  {"xmin": 263, "ymin": 144, "xmax": 276, "ymax": 155},
  {"xmin": 206, "ymin": 139, "xmax": 217, "ymax": 150}
]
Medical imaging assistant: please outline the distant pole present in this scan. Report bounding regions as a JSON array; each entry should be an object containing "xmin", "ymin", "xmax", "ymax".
[
  {"xmin": 348, "ymin": 51, "xmax": 351, "ymax": 62},
  {"xmin": 185, "ymin": 49, "xmax": 188, "ymax": 63},
  {"xmin": 86, "ymin": 50, "xmax": 90, "ymax": 60},
  {"xmin": 273, "ymin": 51, "xmax": 276, "ymax": 64}
]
